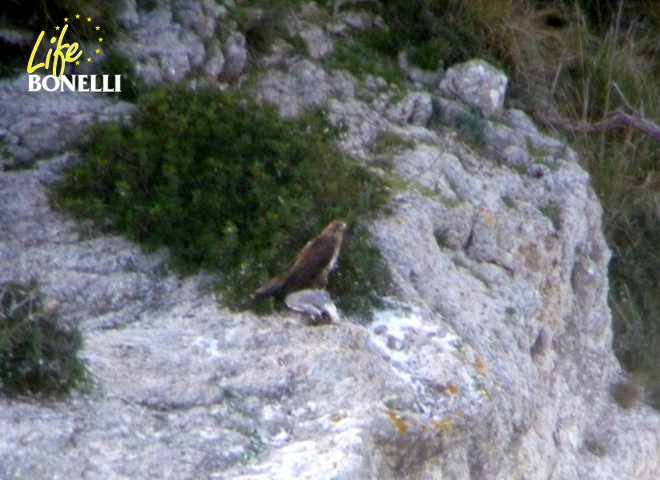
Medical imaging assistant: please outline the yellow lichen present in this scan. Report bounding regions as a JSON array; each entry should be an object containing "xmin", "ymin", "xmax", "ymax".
[
  {"xmin": 386, "ymin": 410, "xmax": 407, "ymax": 434},
  {"xmin": 330, "ymin": 413, "xmax": 343, "ymax": 424},
  {"xmin": 445, "ymin": 384, "xmax": 460, "ymax": 395},
  {"xmin": 474, "ymin": 356, "xmax": 486, "ymax": 376},
  {"xmin": 477, "ymin": 208, "xmax": 495, "ymax": 227},
  {"xmin": 430, "ymin": 419, "xmax": 453, "ymax": 432}
]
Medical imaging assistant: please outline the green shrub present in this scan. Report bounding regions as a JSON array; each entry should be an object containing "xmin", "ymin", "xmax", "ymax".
[
  {"xmin": 0, "ymin": 280, "xmax": 86, "ymax": 397},
  {"xmin": 326, "ymin": 33, "xmax": 406, "ymax": 85},
  {"xmin": 54, "ymin": 84, "xmax": 391, "ymax": 315},
  {"xmin": 98, "ymin": 49, "xmax": 141, "ymax": 101},
  {"xmin": 372, "ymin": 129, "xmax": 415, "ymax": 156}
]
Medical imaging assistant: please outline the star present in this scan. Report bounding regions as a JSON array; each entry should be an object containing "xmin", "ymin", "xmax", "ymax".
[
  {"xmin": 87, "ymin": 17, "xmax": 91, "ymax": 22},
  {"xmin": 64, "ymin": 17, "xmax": 68, "ymax": 22},
  {"xmin": 75, "ymin": 60, "xmax": 80, "ymax": 65},
  {"xmin": 95, "ymin": 26, "xmax": 100, "ymax": 31},
  {"xmin": 55, "ymin": 26, "xmax": 60, "ymax": 31},
  {"xmin": 95, "ymin": 49, "xmax": 100, "ymax": 54},
  {"xmin": 87, "ymin": 57, "xmax": 91, "ymax": 62},
  {"xmin": 98, "ymin": 37, "xmax": 103, "ymax": 42},
  {"xmin": 75, "ymin": 14, "xmax": 80, "ymax": 19}
]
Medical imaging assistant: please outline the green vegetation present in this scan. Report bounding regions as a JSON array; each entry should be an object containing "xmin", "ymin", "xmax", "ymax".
[
  {"xmin": 229, "ymin": 0, "xmax": 310, "ymax": 57},
  {"xmin": 326, "ymin": 34, "xmax": 406, "ymax": 85},
  {"xmin": 98, "ymin": 49, "xmax": 141, "ymax": 101},
  {"xmin": 324, "ymin": 0, "xmax": 484, "ymax": 86},
  {"xmin": 53, "ymin": 84, "xmax": 391, "ymax": 315},
  {"xmin": 372, "ymin": 129, "xmax": 415, "ymax": 156},
  {"xmin": 0, "ymin": 280, "xmax": 86, "ymax": 397},
  {"xmin": 454, "ymin": 107, "xmax": 486, "ymax": 148},
  {"xmin": 369, "ymin": 0, "xmax": 487, "ymax": 70},
  {"xmin": 328, "ymin": 0, "xmax": 490, "ymax": 79}
]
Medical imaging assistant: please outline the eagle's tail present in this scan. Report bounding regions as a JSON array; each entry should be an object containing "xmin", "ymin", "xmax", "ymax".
[{"xmin": 251, "ymin": 277, "xmax": 285, "ymax": 300}]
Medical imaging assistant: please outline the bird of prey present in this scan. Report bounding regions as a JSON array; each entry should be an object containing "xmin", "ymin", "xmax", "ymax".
[
  {"xmin": 285, "ymin": 288, "xmax": 341, "ymax": 325},
  {"xmin": 252, "ymin": 220, "xmax": 347, "ymax": 300}
]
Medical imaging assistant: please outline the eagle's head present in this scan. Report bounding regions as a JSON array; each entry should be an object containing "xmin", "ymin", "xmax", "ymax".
[{"xmin": 326, "ymin": 220, "xmax": 347, "ymax": 234}]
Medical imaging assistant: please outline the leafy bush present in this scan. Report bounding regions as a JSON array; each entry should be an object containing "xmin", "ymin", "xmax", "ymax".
[
  {"xmin": 54, "ymin": 84, "xmax": 391, "ymax": 315},
  {"xmin": 325, "ymin": 0, "xmax": 486, "ymax": 84},
  {"xmin": 98, "ymin": 49, "xmax": 141, "ymax": 101},
  {"xmin": 326, "ymin": 34, "xmax": 406, "ymax": 85},
  {"xmin": 0, "ymin": 280, "xmax": 86, "ymax": 397},
  {"xmin": 230, "ymin": 0, "xmax": 307, "ymax": 56}
]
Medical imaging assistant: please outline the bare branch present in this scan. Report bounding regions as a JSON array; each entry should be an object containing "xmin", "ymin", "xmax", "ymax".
[{"xmin": 566, "ymin": 110, "xmax": 660, "ymax": 142}]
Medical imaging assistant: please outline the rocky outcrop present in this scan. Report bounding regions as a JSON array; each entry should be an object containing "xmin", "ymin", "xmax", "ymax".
[
  {"xmin": 0, "ymin": 77, "xmax": 133, "ymax": 169},
  {"xmin": 114, "ymin": 0, "xmax": 244, "ymax": 85},
  {"xmin": 252, "ymin": 54, "xmax": 660, "ymax": 480},
  {"xmin": 439, "ymin": 59, "xmax": 508, "ymax": 119},
  {"xmin": 1, "ymin": 3, "xmax": 659, "ymax": 479}
]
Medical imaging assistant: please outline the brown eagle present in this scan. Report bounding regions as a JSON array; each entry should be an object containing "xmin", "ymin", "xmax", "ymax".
[{"xmin": 252, "ymin": 220, "xmax": 347, "ymax": 300}]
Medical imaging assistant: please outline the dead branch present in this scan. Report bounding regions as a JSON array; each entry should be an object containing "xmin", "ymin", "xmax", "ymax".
[
  {"xmin": 566, "ymin": 110, "xmax": 660, "ymax": 142},
  {"xmin": 541, "ymin": 81, "xmax": 660, "ymax": 143}
]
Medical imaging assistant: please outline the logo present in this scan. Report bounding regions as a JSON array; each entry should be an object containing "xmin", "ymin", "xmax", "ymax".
[{"xmin": 27, "ymin": 14, "xmax": 121, "ymax": 93}]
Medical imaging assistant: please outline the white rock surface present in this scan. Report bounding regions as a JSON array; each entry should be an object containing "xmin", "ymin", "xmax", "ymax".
[
  {"xmin": 440, "ymin": 58, "xmax": 508, "ymax": 118},
  {"xmin": 219, "ymin": 32, "xmax": 247, "ymax": 82},
  {"xmin": 387, "ymin": 92, "xmax": 434, "ymax": 126},
  {"xmin": 0, "ymin": 78, "xmax": 133, "ymax": 169},
  {"xmin": 300, "ymin": 24, "xmax": 334, "ymax": 60},
  {"xmin": 115, "ymin": 0, "xmax": 230, "ymax": 86}
]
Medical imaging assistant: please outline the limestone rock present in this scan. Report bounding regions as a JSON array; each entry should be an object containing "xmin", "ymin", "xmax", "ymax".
[
  {"xmin": 299, "ymin": 25, "xmax": 334, "ymax": 60},
  {"xmin": 114, "ymin": 0, "xmax": 225, "ymax": 86},
  {"xmin": 398, "ymin": 51, "xmax": 444, "ymax": 88},
  {"xmin": 201, "ymin": 0, "xmax": 227, "ymax": 22},
  {"xmin": 387, "ymin": 92, "xmax": 434, "ymax": 126},
  {"xmin": 260, "ymin": 59, "xmax": 340, "ymax": 118},
  {"xmin": 173, "ymin": 0, "xmax": 217, "ymax": 39},
  {"xmin": 0, "ymin": 78, "xmax": 133, "ymax": 169},
  {"xmin": 202, "ymin": 38, "xmax": 225, "ymax": 80},
  {"xmin": 0, "ymin": 26, "xmax": 32, "ymax": 47},
  {"xmin": 440, "ymin": 58, "xmax": 508, "ymax": 119},
  {"xmin": 115, "ymin": 0, "xmax": 140, "ymax": 28},
  {"xmin": 338, "ymin": 11, "xmax": 386, "ymax": 32},
  {"xmin": 219, "ymin": 32, "xmax": 247, "ymax": 82},
  {"xmin": 334, "ymin": 0, "xmax": 386, "ymax": 31}
]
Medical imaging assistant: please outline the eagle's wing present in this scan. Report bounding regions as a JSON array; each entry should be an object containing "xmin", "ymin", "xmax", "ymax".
[
  {"xmin": 285, "ymin": 233, "xmax": 339, "ymax": 290},
  {"xmin": 251, "ymin": 231, "xmax": 338, "ymax": 299},
  {"xmin": 252, "ymin": 221, "xmax": 347, "ymax": 300}
]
